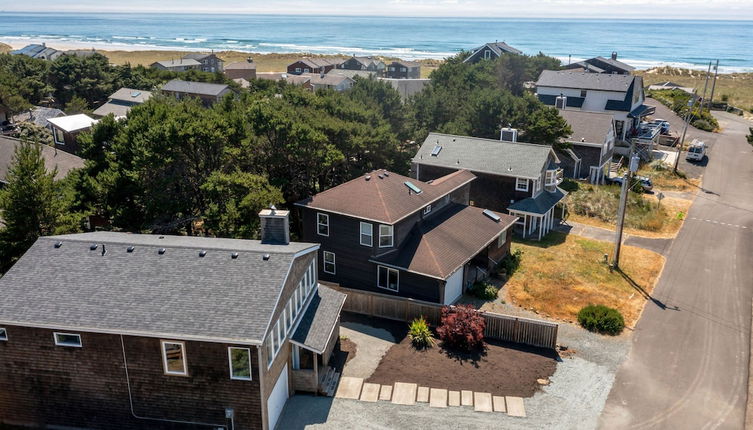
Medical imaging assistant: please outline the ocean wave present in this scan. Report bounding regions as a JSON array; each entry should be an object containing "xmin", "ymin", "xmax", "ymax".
[{"xmin": 555, "ymin": 55, "xmax": 752, "ymax": 74}]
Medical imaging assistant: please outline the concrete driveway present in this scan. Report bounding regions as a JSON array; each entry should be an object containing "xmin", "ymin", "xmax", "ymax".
[{"xmin": 599, "ymin": 111, "xmax": 753, "ymax": 428}]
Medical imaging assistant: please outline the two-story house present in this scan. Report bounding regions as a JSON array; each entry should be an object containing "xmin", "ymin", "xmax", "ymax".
[
  {"xmin": 384, "ymin": 61, "xmax": 421, "ymax": 79},
  {"xmin": 150, "ymin": 58, "xmax": 202, "ymax": 72},
  {"xmin": 413, "ymin": 132, "xmax": 566, "ymax": 241},
  {"xmin": 0, "ymin": 209, "xmax": 346, "ymax": 430},
  {"xmin": 225, "ymin": 59, "xmax": 258, "ymax": 81},
  {"xmin": 536, "ymin": 70, "xmax": 654, "ymax": 141},
  {"xmin": 557, "ymin": 109, "xmax": 616, "ymax": 183},
  {"xmin": 463, "ymin": 41, "xmax": 522, "ymax": 64},
  {"xmin": 296, "ymin": 170, "xmax": 517, "ymax": 305},
  {"xmin": 287, "ymin": 58, "xmax": 341, "ymax": 75},
  {"xmin": 338, "ymin": 56, "xmax": 386, "ymax": 76},
  {"xmin": 564, "ymin": 52, "xmax": 635, "ymax": 75},
  {"xmin": 183, "ymin": 52, "xmax": 225, "ymax": 73},
  {"xmin": 92, "ymin": 87, "xmax": 153, "ymax": 119},
  {"xmin": 161, "ymin": 79, "xmax": 233, "ymax": 106}
]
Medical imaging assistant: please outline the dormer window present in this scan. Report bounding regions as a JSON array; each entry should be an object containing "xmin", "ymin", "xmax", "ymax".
[
  {"xmin": 515, "ymin": 178, "xmax": 529, "ymax": 192},
  {"xmin": 379, "ymin": 225, "xmax": 393, "ymax": 248},
  {"xmin": 545, "ymin": 168, "xmax": 563, "ymax": 186}
]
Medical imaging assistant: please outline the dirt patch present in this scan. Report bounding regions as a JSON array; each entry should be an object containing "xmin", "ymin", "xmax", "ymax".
[
  {"xmin": 366, "ymin": 336, "xmax": 558, "ymax": 397},
  {"xmin": 340, "ymin": 338, "xmax": 357, "ymax": 365}
]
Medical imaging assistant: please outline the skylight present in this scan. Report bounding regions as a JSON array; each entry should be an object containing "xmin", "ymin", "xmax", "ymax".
[
  {"xmin": 131, "ymin": 91, "xmax": 141, "ymax": 98},
  {"xmin": 404, "ymin": 181, "xmax": 422, "ymax": 194},
  {"xmin": 431, "ymin": 145, "xmax": 442, "ymax": 156},
  {"xmin": 483, "ymin": 209, "xmax": 501, "ymax": 222}
]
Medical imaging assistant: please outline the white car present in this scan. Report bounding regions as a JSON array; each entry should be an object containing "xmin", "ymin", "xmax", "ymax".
[{"xmin": 686, "ymin": 140, "xmax": 706, "ymax": 161}]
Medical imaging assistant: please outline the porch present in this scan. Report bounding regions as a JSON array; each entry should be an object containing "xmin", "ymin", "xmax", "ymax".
[{"xmin": 507, "ymin": 188, "xmax": 568, "ymax": 241}]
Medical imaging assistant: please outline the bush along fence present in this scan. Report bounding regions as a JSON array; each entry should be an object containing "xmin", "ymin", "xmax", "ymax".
[{"xmin": 328, "ymin": 285, "xmax": 558, "ymax": 349}]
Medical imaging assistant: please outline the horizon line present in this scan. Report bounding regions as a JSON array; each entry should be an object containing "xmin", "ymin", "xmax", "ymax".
[{"xmin": 2, "ymin": 10, "xmax": 753, "ymax": 21}]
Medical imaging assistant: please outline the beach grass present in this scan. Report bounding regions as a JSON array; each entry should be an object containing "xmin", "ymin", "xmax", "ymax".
[
  {"xmin": 0, "ymin": 42, "xmax": 10, "ymax": 54},
  {"xmin": 638, "ymin": 66, "xmax": 753, "ymax": 112}
]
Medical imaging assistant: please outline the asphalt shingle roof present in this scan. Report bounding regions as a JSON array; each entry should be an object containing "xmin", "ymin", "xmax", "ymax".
[
  {"xmin": 108, "ymin": 88, "xmax": 153, "ymax": 104},
  {"xmin": 0, "ymin": 232, "xmax": 319, "ymax": 344},
  {"xmin": 373, "ymin": 203, "xmax": 517, "ymax": 279},
  {"xmin": 508, "ymin": 187, "xmax": 567, "ymax": 215},
  {"xmin": 11, "ymin": 107, "xmax": 65, "ymax": 128},
  {"xmin": 152, "ymin": 59, "xmax": 202, "ymax": 68},
  {"xmin": 536, "ymin": 70, "xmax": 637, "ymax": 92},
  {"xmin": 413, "ymin": 132, "xmax": 556, "ymax": 180},
  {"xmin": 559, "ymin": 110, "xmax": 614, "ymax": 144},
  {"xmin": 161, "ymin": 79, "xmax": 230, "ymax": 96},
  {"xmin": 0, "ymin": 136, "xmax": 84, "ymax": 183},
  {"xmin": 296, "ymin": 169, "xmax": 475, "ymax": 224},
  {"xmin": 291, "ymin": 285, "xmax": 346, "ymax": 353}
]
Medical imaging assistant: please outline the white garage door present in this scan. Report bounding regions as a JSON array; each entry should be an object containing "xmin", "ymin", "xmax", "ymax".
[
  {"xmin": 267, "ymin": 364, "xmax": 289, "ymax": 430},
  {"xmin": 444, "ymin": 267, "xmax": 464, "ymax": 305}
]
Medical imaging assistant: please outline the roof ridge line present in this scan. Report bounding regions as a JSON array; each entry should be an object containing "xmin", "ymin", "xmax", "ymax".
[{"xmin": 427, "ymin": 132, "xmax": 552, "ymax": 150}]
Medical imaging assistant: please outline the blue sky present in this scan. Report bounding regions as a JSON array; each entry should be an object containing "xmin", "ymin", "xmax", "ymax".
[{"xmin": 2, "ymin": 0, "xmax": 753, "ymax": 20}]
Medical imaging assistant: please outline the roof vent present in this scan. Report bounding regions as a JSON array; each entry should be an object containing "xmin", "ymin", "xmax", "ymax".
[
  {"xmin": 90, "ymin": 244, "xmax": 98, "ymax": 251},
  {"xmin": 483, "ymin": 209, "xmax": 501, "ymax": 222},
  {"xmin": 127, "ymin": 246, "xmax": 135, "ymax": 253},
  {"xmin": 365, "ymin": 175, "xmax": 371, "ymax": 181},
  {"xmin": 199, "ymin": 250, "xmax": 207, "ymax": 257},
  {"xmin": 263, "ymin": 254, "xmax": 271, "ymax": 261},
  {"xmin": 54, "ymin": 241, "xmax": 63, "ymax": 248},
  {"xmin": 231, "ymin": 252, "xmax": 239, "ymax": 259},
  {"xmin": 101, "ymin": 244, "xmax": 106, "ymax": 256},
  {"xmin": 158, "ymin": 248, "xmax": 166, "ymax": 255},
  {"xmin": 378, "ymin": 174, "xmax": 384, "ymax": 179},
  {"xmin": 383, "ymin": 172, "xmax": 390, "ymax": 177},
  {"xmin": 158, "ymin": 236, "xmax": 165, "ymax": 239}
]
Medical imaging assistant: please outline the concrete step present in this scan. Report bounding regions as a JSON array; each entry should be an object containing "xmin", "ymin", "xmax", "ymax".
[
  {"xmin": 335, "ymin": 376, "xmax": 364, "ymax": 400},
  {"xmin": 429, "ymin": 388, "xmax": 448, "ymax": 408},
  {"xmin": 379, "ymin": 384, "xmax": 393, "ymax": 401},
  {"xmin": 492, "ymin": 395, "xmax": 506, "ymax": 413},
  {"xmin": 460, "ymin": 390, "xmax": 474, "ymax": 406},
  {"xmin": 448, "ymin": 390, "xmax": 461, "ymax": 407},
  {"xmin": 391, "ymin": 382, "xmax": 418, "ymax": 405},
  {"xmin": 473, "ymin": 392, "xmax": 493, "ymax": 412},
  {"xmin": 359, "ymin": 382, "xmax": 380, "ymax": 402},
  {"xmin": 506, "ymin": 396, "xmax": 526, "ymax": 417},
  {"xmin": 416, "ymin": 386, "xmax": 430, "ymax": 403}
]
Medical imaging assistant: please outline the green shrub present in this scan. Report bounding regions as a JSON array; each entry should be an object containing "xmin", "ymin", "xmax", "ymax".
[
  {"xmin": 468, "ymin": 281, "xmax": 498, "ymax": 300},
  {"xmin": 692, "ymin": 119, "xmax": 714, "ymax": 132},
  {"xmin": 747, "ymin": 128, "xmax": 753, "ymax": 147},
  {"xmin": 577, "ymin": 304, "xmax": 625, "ymax": 335},
  {"xmin": 721, "ymin": 94, "xmax": 729, "ymax": 102},
  {"xmin": 559, "ymin": 178, "xmax": 580, "ymax": 192},
  {"xmin": 501, "ymin": 248, "xmax": 523, "ymax": 276},
  {"xmin": 408, "ymin": 316, "xmax": 435, "ymax": 349}
]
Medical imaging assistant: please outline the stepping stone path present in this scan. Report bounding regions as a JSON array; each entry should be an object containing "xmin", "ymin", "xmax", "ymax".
[{"xmin": 333, "ymin": 377, "xmax": 527, "ymax": 418}]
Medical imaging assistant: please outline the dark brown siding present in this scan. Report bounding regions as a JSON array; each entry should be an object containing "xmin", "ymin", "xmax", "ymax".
[
  {"xmin": 0, "ymin": 325, "xmax": 263, "ymax": 430},
  {"xmin": 415, "ymin": 163, "xmax": 531, "ymax": 213}
]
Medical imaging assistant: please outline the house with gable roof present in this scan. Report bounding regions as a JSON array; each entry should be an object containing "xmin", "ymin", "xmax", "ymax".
[
  {"xmin": 556, "ymin": 109, "xmax": 616, "ymax": 183},
  {"xmin": 0, "ymin": 209, "xmax": 346, "ymax": 430},
  {"xmin": 296, "ymin": 169, "xmax": 517, "ymax": 304},
  {"xmin": 464, "ymin": 41, "xmax": 523, "ymax": 64}
]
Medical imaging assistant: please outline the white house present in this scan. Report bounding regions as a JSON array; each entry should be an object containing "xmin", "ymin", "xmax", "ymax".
[{"xmin": 535, "ymin": 70, "xmax": 654, "ymax": 141}]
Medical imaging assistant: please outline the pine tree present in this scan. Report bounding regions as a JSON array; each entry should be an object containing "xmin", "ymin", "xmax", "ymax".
[{"xmin": 0, "ymin": 142, "xmax": 70, "ymax": 272}]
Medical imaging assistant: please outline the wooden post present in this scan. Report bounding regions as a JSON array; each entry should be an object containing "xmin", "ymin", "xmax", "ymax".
[{"xmin": 313, "ymin": 353, "xmax": 319, "ymax": 396}]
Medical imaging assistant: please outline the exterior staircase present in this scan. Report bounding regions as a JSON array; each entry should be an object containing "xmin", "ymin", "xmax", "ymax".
[{"xmin": 318, "ymin": 366, "xmax": 340, "ymax": 397}]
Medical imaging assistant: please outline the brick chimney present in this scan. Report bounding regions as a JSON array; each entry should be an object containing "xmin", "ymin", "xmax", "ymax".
[{"xmin": 259, "ymin": 205, "xmax": 290, "ymax": 245}]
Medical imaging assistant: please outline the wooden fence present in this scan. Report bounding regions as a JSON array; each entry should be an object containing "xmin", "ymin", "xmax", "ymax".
[{"xmin": 330, "ymin": 285, "xmax": 558, "ymax": 349}]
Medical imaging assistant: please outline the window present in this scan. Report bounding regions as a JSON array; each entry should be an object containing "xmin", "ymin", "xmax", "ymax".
[
  {"xmin": 498, "ymin": 232, "xmax": 507, "ymax": 248},
  {"xmin": 323, "ymin": 251, "xmax": 336, "ymax": 274},
  {"xmin": 317, "ymin": 213, "xmax": 329, "ymax": 236},
  {"xmin": 286, "ymin": 300, "xmax": 294, "ymax": 331},
  {"xmin": 484, "ymin": 49, "xmax": 491, "ymax": 59},
  {"xmin": 161, "ymin": 341, "xmax": 187, "ymax": 375},
  {"xmin": 304, "ymin": 68, "xmax": 310, "ymax": 73},
  {"xmin": 580, "ymin": 89, "xmax": 587, "ymax": 98},
  {"xmin": 228, "ymin": 347, "xmax": 252, "ymax": 381},
  {"xmin": 389, "ymin": 66, "xmax": 395, "ymax": 71},
  {"xmin": 379, "ymin": 224, "xmax": 393, "ymax": 248},
  {"xmin": 54, "ymin": 332, "xmax": 82, "ymax": 347},
  {"xmin": 423, "ymin": 205, "xmax": 432, "ymax": 215},
  {"xmin": 53, "ymin": 127, "xmax": 65, "ymax": 145},
  {"xmin": 515, "ymin": 178, "xmax": 529, "ymax": 192},
  {"xmin": 401, "ymin": 67, "xmax": 407, "ymax": 72},
  {"xmin": 0, "ymin": 328, "xmax": 6, "ymax": 341},
  {"xmin": 533, "ymin": 178, "xmax": 541, "ymax": 194},
  {"xmin": 377, "ymin": 266, "xmax": 399, "ymax": 291},
  {"xmin": 360, "ymin": 222, "xmax": 373, "ymax": 246},
  {"xmin": 295, "ymin": 67, "xmax": 301, "ymax": 73}
]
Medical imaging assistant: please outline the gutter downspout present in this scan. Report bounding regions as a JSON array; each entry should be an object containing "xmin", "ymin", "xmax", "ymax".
[{"xmin": 120, "ymin": 335, "xmax": 228, "ymax": 429}]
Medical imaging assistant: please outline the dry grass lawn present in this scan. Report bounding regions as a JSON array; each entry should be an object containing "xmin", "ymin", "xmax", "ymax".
[{"xmin": 500, "ymin": 232, "xmax": 664, "ymax": 328}]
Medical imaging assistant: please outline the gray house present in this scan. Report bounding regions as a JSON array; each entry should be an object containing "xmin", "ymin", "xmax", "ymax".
[
  {"xmin": 556, "ymin": 109, "xmax": 616, "ymax": 183},
  {"xmin": 338, "ymin": 56, "xmax": 386, "ymax": 76},
  {"xmin": 464, "ymin": 41, "xmax": 522, "ymax": 64},
  {"xmin": 183, "ymin": 53, "xmax": 224, "ymax": 73},
  {"xmin": 150, "ymin": 59, "xmax": 202, "ymax": 72},
  {"xmin": 161, "ymin": 80, "xmax": 232, "ymax": 106},
  {"xmin": 10, "ymin": 43, "xmax": 63, "ymax": 60},
  {"xmin": 413, "ymin": 132, "xmax": 565, "ymax": 240},
  {"xmin": 564, "ymin": 53, "xmax": 635, "ymax": 75},
  {"xmin": 92, "ymin": 88, "xmax": 153, "ymax": 119},
  {"xmin": 0, "ymin": 136, "xmax": 84, "ymax": 186}
]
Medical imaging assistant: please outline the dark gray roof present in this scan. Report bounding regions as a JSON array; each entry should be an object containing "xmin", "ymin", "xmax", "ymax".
[
  {"xmin": 182, "ymin": 53, "xmax": 220, "ymax": 61},
  {"xmin": 592, "ymin": 56, "xmax": 635, "ymax": 72},
  {"xmin": 152, "ymin": 59, "xmax": 202, "ymax": 68},
  {"xmin": 508, "ymin": 187, "xmax": 567, "ymax": 215},
  {"xmin": 379, "ymin": 78, "xmax": 430, "ymax": 99},
  {"xmin": 413, "ymin": 133, "xmax": 557, "ymax": 179},
  {"xmin": 291, "ymin": 285, "xmax": 346, "ymax": 353},
  {"xmin": 564, "ymin": 61, "xmax": 606, "ymax": 73},
  {"xmin": 0, "ymin": 136, "xmax": 84, "ymax": 183},
  {"xmin": 536, "ymin": 70, "xmax": 637, "ymax": 92},
  {"xmin": 485, "ymin": 41, "xmax": 523, "ymax": 55},
  {"xmin": 11, "ymin": 107, "xmax": 65, "ymax": 128},
  {"xmin": 0, "ymin": 232, "xmax": 319, "ymax": 344},
  {"xmin": 559, "ymin": 110, "xmax": 614, "ymax": 145},
  {"xmin": 161, "ymin": 79, "xmax": 230, "ymax": 96},
  {"xmin": 109, "ymin": 88, "xmax": 153, "ymax": 104}
]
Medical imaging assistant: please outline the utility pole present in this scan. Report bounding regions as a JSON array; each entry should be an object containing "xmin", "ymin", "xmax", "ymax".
[
  {"xmin": 674, "ymin": 90, "xmax": 698, "ymax": 173},
  {"xmin": 612, "ymin": 139, "xmax": 636, "ymax": 269},
  {"xmin": 700, "ymin": 61, "xmax": 712, "ymax": 106},
  {"xmin": 707, "ymin": 59, "xmax": 720, "ymax": 110}
]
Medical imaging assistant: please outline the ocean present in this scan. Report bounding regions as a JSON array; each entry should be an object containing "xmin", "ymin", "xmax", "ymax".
[{"xmin": 1, "ymin": 12, "xmax": 752, "ymax": 73}]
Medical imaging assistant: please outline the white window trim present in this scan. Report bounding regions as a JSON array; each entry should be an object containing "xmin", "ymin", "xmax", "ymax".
[
  {"xmin": 484, "ymin": 49, "xmax": 491, "ymax": 59},
  {"xmin": 515, "ymin": 178, "xmax": 529, "ymax": 192},
  {"xmin": 161, "ymin": 340, "xmax": 188, "ymax": 376},
  {"xmin": 54, "ymin": 332, "xmax": 82, "ymax": 348},
  {"xmin": 228, "ymin": 347, "xmax": 253, "ymax": 381},
  {"xmin": 317, "ymin": 213, "xmax": 330, "ymax": 237},
  {"xmin": 359, "ymin": 222, "xmax": 373, "ymax": 247},
  {"xmin": 379, "ymin": 224, "xmax": 394, "ymax": 248},
  {"xmin": 498, "ymin": 232, "xmax": 507, "ymax": 248},
  {"xmin": 377, "ymin": 265, "xmax": 399, "ymax": 292},
  {"xmin": 0, "ymin": 327, "xmax": 7, "ymax": 341},
  {"xmin": 423, "ymin": 205, "xmax": 432, "ymax": 215},
  {"xmin": 323, "ymin": 251, "xmax": 336, "ymax": 274},
  {"xmin": 295, "ymin": 67, "xmax": 301, "ymax": 73},
  {"xmin": 53, "ymin": 127, "xmax": 65, "ymax": 145}
]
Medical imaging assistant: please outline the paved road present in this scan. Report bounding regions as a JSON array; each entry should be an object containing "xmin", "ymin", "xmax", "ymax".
[{"xmin": 600, "ymin": 112, "xmax": 753, "ymax": 429}]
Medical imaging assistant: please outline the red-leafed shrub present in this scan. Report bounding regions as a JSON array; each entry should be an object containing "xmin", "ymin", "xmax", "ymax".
[{"xmin": 436, "ymin": 304, "xmax": 486, "ymax": 351}]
